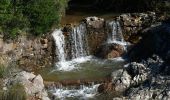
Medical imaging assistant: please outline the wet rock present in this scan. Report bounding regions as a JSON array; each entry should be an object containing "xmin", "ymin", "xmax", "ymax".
[
  {"xmin": 85, "ymin": 17, "xmax": 107, "ymax": 55},
  {"xmin": 95, "ymin": 43, "xmax": 125, "ymax": 59}
]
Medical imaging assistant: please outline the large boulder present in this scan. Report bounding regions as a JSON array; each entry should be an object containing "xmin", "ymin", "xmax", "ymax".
[
  {"xmin": 111, "ymin": 69, "xmax": 131, "ymax": 92},
  {"xmin": 4, "ymin": 71, "xmax": 50, "ymax": 100},
  {"xmin": 95, "ymin": 43, "xmax": 125, "ymax": 59}
]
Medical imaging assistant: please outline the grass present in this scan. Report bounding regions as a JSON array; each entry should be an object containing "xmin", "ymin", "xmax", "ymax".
[
  {"xmin": 0, "ymin": 65, "xmax": 5, "ymax": 78},
  {"xmin": 0, "ymin": 63, "xmax": 27, "ymax": 100},
  {"xmin": 0, "ymin": 83, "xmax": 27, "ymax": 100}
]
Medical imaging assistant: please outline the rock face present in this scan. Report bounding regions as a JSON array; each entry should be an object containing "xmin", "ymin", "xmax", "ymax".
[
  {"xmin": 0, "ymin": 35, "xmax": 54, "ymax": 71},
  {"xmin": 128, "ymin": 23, "xmax": 170, "ymax": 61},
  {"xmin": 100, "ymin": 22, "xmax": 170, "ymax": 99},
  {"xmin": 99, "ymin": 54, "xmax": 170, "ymax": 99},
  {"xmin": 85, "ymin": 17, "xmax": 107, "ymax": 55},
  {"xmin": 62, "ymin": 12, "xmax": 157, "ymax": 59},
  {"xmin": 4, "ymin": 71, "xmax": 50, "ymax": 100},
  {"xmin": 119, "ymin": 12, "xmax": 157, "ymax": 43},
  {"xmin": 95, "ymin": 43, "xmax": 125, "ymax": 59}
]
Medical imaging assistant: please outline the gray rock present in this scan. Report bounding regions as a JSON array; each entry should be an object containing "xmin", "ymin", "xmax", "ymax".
[
  {"xmin": 126, "ymin": 62, "xmax": 150, "ymax": 86},
  {"xmin": 111, "ymin": 69, "xmax": 131, "ymax": 92},
  {"xmin": 5, "ymin": 71, "xmax": 50, "ymax": 100}
]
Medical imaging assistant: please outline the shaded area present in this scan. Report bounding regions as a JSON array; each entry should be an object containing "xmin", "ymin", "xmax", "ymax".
[{"xmin": 68, "ymin": 0, "xmax": 163, "ymax": 13}]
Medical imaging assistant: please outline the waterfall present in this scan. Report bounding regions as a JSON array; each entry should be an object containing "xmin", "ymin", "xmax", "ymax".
[
  {"xmin": 52, "ymin": 24, "xmax": 90, "ymax": 71},
  {"xmin": 107, "ymin": 20, "xmax": 126, "ymax": 45},
  {"xmin": 52, "ymin": 29, "xmax": 66, "ymax": 62},
  {"xmin": 70, "ymin": 23, "xmax": 89, "ymax": 59}
]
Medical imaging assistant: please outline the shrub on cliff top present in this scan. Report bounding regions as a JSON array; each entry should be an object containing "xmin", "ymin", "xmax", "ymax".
[{"xmin": 0, "ymin": 0, "xmax": 68, "ymax": 38}]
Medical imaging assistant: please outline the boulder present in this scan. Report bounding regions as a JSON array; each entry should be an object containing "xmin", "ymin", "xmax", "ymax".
[
  {"xmin": 4, "ymin": 71, "xmax": 50, "ymax": 100},
  {"xmin": 126, "ymin": 62, "xmax": 149, "ymax": 85},
  {"xmin": 111, "ymin": 69, "xmax": 131, "ymax": 92},
  {"xmin": 95, "ymin": 43, "xmax": 125, "ymax": 59}
]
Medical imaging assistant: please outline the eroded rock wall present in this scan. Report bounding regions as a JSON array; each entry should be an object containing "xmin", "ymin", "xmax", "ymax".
[{"xmin": 0, "ymin": 34, "xmax": 54, "ymax": 71}]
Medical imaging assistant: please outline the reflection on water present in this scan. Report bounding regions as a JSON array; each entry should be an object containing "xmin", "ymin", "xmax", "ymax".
[{"xmin": 61, "ymin": 10, "xmax": 120, "ymax": 25}]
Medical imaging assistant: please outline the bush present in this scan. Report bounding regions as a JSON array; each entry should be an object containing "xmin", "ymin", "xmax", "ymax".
[
  {"xmin": 0, "ymin": 0, "xmax": 68, "ymax": 38},
  {"xmin": 22, "ymin": 0, "xmax": 67, "ymax": 35}
]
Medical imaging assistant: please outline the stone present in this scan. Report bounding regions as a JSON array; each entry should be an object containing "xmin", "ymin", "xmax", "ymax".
[
  {"xmin": 95, "ymin": 43, "xmax": 125, "ymax": 59},
  {"xmin": 5, "ymin": 71, "xmax": 50, "ymax": 100},
  {"xmin": 111, "ymin": 69, "xmax": 131, "ymax": 92},
  {"xmin": 85, "ymin": 16, "xmax": 104, "ymax": 29}
]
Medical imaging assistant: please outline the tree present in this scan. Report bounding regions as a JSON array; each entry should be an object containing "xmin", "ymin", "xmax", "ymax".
[
  {"xmin": 22, "ymin": 0, "xmax": 67, "ymax": 35},
  {"xmin": 0, "ymin": 0, "xmax": 68, "ymax": 38}
]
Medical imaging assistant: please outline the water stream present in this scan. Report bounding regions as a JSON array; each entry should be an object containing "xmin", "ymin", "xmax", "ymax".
[{"xmin": 45, "ymin": 14, "xmax": 129, "ymax": 99}]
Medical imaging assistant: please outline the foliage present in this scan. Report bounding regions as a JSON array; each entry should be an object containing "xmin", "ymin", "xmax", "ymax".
[
  {"xmin": 0, "ymin": 0, "xmax": 68, "ymax": 38},
  {"xmin": 22, "ymin": 0, "xmax": 67, "ymax": 35},
  {"xmin": 0, "ymin": 83, "xmax": 27, "ymax": 100}
]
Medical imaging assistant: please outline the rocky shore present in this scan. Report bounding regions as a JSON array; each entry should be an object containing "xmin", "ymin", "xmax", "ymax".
[{"xmin": 99, "ymin": 21, "xmax": 170, "ymax": 99}]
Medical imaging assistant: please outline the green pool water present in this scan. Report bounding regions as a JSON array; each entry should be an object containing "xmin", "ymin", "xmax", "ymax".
[{"xmin": 37, "ymin": 58, "xmax": 125, "ymax": 82}]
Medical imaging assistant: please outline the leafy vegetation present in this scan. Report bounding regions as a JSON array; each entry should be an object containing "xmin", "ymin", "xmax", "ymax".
[{"xmin": 0, "ymin": 0, "xmax": 68, "ymax": 38}]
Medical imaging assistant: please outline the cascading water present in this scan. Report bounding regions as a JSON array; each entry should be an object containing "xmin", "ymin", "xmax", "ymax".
[
  {"xmin": 70, "ymin": 23, "xmax": 89, "ymax": 59},
  {"xmin": 52, "ymin": 29, "xmax": 66, "ymax": 62},
  {"xmin": 52, "ymin": 24, "xmax": 91, "ymax": 71},
  {"xmin": 50, "ymin": 83, "xmax": 100, "ymax": 100},
  {"xmin": 106, "ymin": 20, "xmax": 130, "ymax": 50},
  {"xmin": 49, "ymin": 18, "xmax": 127, "ymax": 100},
  {"xmin": 107, "ymin": 20, "xmax": 124, "ymax": 44}
]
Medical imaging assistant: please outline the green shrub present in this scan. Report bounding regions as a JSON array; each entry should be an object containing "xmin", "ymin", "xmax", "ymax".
[{"xmin": 0, "ymin": 0, "xmax": 68, "ymax": 38}]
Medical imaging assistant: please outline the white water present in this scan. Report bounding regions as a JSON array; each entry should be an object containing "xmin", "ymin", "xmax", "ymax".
[
  {"xmin": 70, "ymin": 23, "xmax": 88, "ymax": 59},
  {"xmin": 56, "ymin": 56, "xmax": 92, "ymax": 71},
  {"xmin": 52, "ymin": 84, "xmax": 100, "ymax": 100},
  {"xmin": 107, "ymin": 20, "xmax": 130, "ymax": 50},
  {"xmin": 52, "ymin": 25, "xmax": 90, "ymax": 71},
  {"xmin": 107, "ymin": 20, "xmax": 124, "ymax": 43},
  {"xmin": 52, "ymin": 29, "xmax": 66, "ymax": 62}
]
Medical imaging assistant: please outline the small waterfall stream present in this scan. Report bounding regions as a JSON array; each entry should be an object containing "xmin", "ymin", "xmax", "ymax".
[
  {"xmin": 106, "ymin": 20, "xmax": 130, "ymax": 51},
  {"xmin": 107, "ymin": 21, "xmax": 124, "ymax": 43},
  {"xmin": 51, "ymin": 18, "xmax": 128, "ymax": 99},
  {"xmin": 70, "ymin": 23, "xmax": 89, "ymax": 59},
  {"xmin": 52, "ymin": 23, "xmax": 90, "ymax": 71},
  {"xmin": 52, "ymin": 29, "xmax": 66, "ymax": 62}
]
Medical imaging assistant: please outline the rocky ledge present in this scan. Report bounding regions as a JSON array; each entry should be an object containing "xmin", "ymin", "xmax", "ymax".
[
  {"xmin": 98, "ymin": 21, "xmax": 170, "ymax": 99},
  {"xmin": 3, "ymin": 71, "xmax": 50, "ymax": 100},
  {"xmin": 0, "ymin": 34, "xmax": 54, "ymax": 72}
]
